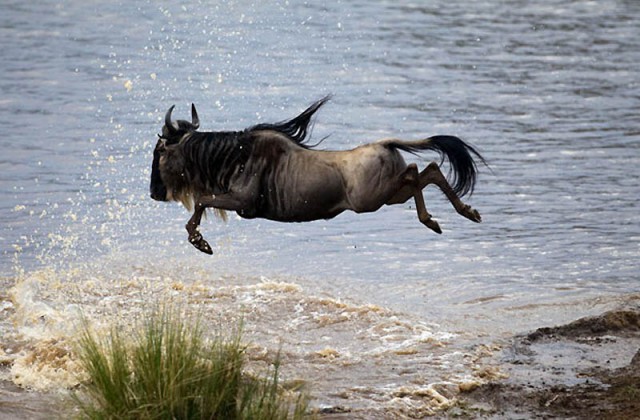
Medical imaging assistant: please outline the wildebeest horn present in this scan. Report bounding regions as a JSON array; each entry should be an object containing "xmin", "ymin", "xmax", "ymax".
[
  {"xmin": 165, "ymin": 105, "xmax": 177, "ymax": 133},
  {"xmin": 191, "ymin": 104, "xmax": 200, "ymax": 129}
]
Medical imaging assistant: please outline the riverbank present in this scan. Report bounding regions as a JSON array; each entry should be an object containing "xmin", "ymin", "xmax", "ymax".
[{"xmin": 454, "ymin": 308, "xmax": 640, "ymax": 419}]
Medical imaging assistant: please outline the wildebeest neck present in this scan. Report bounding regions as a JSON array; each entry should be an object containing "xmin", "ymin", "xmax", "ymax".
[{"xmin": 180, "ymin": 130, "xmax": 254, "ymax": 195}]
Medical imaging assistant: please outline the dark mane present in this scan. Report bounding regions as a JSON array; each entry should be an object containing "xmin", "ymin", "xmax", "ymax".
[
  {"xmin": 248, "ymin": 95, "xmax": 330, "ymax": 149},
  {"xmin": 178, "ymin": 94, "xmax": 331, "ymax": 196},
  {"xmin": 181, "ymin": 131, "xmax": 252, "ymax": 194}
]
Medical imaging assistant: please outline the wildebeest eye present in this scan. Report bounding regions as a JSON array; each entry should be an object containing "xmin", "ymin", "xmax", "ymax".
[{"xmin": 154, "ymin": 138, "xmax": 168, "ymax": 155}]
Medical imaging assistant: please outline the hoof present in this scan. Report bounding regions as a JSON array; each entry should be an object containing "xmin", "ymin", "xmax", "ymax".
[
  {"xmin": 189, "ymin": 233, "xmax": 213, "ymax": 255},
  {"xmin": 471, "ymin": 209, "xmax": 482, "ymax": 223},
  {"xmin": 422, "ymin": 217, "xmax": 442, "ymax": 234},
  {"xmin": 428, "ymin": 220, "xmax": 443, "ymax": 234},
  {"xmin": 461, "ymin": 205, "xmax": 482, "ymax": 223}
]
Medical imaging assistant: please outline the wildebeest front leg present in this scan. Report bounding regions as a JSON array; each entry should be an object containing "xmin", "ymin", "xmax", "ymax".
[
  {"xmin": 185, "ymin": 193, "xmax": 248, "ymax": 255},
  {"xmin": 404, "ymin": 163, "xmax": 443, "ymax": 234},
  {"xmin": 186, "ymin": 200, "xmax": 213, "ymax": 254}
]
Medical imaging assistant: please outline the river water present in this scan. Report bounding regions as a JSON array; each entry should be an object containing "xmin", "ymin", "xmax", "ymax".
[{"xmin": 1, "ymin": 0, "xmax": 639, "ymax": 417}]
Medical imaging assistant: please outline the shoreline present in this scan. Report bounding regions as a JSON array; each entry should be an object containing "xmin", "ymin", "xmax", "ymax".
[
  {"xmin": 2, "ymin": 279, "xmax": 639, "ymax": 418},
  {"xmin": 453, "ymin": 308, "xmax": 640, "ymax": 419}
]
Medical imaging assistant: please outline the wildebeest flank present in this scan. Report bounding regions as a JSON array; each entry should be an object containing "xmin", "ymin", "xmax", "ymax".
[{"xmin": 150, "ymin": 97, "xmax": 486, "ymax": 254}]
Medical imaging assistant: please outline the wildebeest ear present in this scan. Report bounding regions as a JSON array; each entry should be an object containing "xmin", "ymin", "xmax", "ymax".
[
  {"xmin": 191, "ymin": 104, "xmax": 200, "ymax": 129},
  {"xmin": 165, "ymin": 105, "xmax": 178, "ymax": 134}
]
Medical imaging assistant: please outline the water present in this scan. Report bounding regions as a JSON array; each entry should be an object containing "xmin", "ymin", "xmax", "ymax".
[{"xmin": 1, "ymin": 0, "xmax": 639, "ymax": 417}]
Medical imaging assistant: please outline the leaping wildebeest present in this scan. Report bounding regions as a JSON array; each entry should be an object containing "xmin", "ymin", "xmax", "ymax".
[{"xmin": 150, "ymin": 96, "xmax": 486, "ymax": 254}]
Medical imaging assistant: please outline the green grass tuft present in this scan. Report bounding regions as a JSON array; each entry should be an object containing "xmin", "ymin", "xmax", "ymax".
[{"xmin": 73, "ymin": 307, "xmax": 310, "ymax": 419}]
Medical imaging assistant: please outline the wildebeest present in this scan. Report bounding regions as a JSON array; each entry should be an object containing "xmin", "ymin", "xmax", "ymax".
[{"xmin": 150, "ymin": 97, "xmax": 485, "ymax": 254}]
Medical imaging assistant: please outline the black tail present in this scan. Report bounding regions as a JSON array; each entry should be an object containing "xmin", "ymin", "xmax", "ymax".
[
  {"xmin": 249, "ymin": 95, "xmax": 331, "ymax": 147},
  {"xmin": 388, "ymin": 135, "xmax": 487, "ymax": 197}
]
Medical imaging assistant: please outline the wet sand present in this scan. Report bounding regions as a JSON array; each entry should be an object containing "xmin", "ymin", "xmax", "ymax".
[{"xmin": 454, "ymin": 308, "xmax": 640, "ymax": 419}]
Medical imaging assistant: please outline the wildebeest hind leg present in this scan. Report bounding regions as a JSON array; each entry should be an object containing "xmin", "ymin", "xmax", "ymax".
[
  {"xmin": 388, "ymin": 162, "xmax": 481, "ymax": 223},
  {"xmin": 420, "ymin": 162, "xmax": 481, "ymax": 223},
  {"xmin": 403, "ymin": 163, "xmax": 442, "ymax": 234}
]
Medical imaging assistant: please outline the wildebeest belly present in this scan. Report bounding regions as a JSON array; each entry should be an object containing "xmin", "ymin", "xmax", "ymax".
[{"xmin": 256, "ymin": 154, "xmax": 348, "ymax": 222}]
